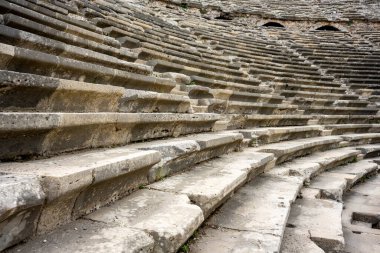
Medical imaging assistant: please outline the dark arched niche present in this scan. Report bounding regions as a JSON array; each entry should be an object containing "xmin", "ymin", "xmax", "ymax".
[
  {"xmin": 262, "ymin": 22, "xmax": 285, "ymax": 28},
  {"xmin": 316, "ymin": 25, "xmax": 340, "ymax": 31}
]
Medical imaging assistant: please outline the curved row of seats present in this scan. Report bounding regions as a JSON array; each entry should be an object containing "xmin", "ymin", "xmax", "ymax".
[{"xmin": 0, "ymin": 0, "xmax": 379, "ymax": 252}]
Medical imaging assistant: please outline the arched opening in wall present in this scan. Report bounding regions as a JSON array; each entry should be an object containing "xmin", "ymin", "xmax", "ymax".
[
  {"xmin": 316, "ymin": 25, "xmax": 340, "ymax": 31},
  {"xmin": 262, "ymin": 22, "xmax": 285, "ymax": 28}
]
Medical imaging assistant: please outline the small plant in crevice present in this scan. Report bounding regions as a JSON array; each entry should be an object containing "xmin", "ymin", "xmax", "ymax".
[
  {"xmin": 179, "ymin": 243, "xmax": 190, "ymax": 253},
  {"xmin": 180, "ymin": 3, "xmax": 188, "ymax": 11},
  {"xmin": 200, "ymin": 8, "xmax": 208, "ymax": 14}
]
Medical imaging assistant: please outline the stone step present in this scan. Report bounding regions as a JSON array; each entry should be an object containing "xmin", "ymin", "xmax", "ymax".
[
  {"xmin": 129, "ymin": 131, "xmax": 244, "ymax": 182},
  {"xmin": 281, "ymin": 90, "xmax": 358, "ymax": 101},
  {"xmin": 282, "ymin": 154, "xmax": 379, "ymax": 252},
  {"xmin": 148, "ymin": 149, "xmax": 274, "ymax": 217},
  {"xmin": 267, "ymin": 147, "xmax": 361, "ymax": 180},
  {"xmin": 239, "ymin": 125, "xmax": 323, "ymax": 146},
  {"xmin": 185, "ymin": 85, "xmax": 284, "ymax": 104},
  {"xmin": 190, "ymin": 174, "xmax": 302, "ymax": 253},
  {"xmin": 1, "ymin": 13, "xmax": 133, "ymax": 60},
  {"xmin": 341, "ymin": 133, "xmax": 380, "ymax": 145},
  {"xmin": 121, "ymin": 89, "xmax": 191, "ymax": 113},
  {"xmin": 0, "ymin": 0, "xmax": 119, "ymax": 47},
  {"xmin": 234, "ymin": 114, "xmax": 313, "ymax": 129},
  {"xmin": 327, "ymin": 159, "xmax": 379, "ymax": 187},
  {"xmin": 4, "ymin": 219, "xmax": 156, "ymax": 253},
  {"xmin": 0, "ymin": 131, "xmax": 244, "ymax": 248},
  {"xmin": 9, "ymin": 189, "xmax": 204, "ymax": 253},
  {"xmin": 251, "ymin": 68, "xmax": 334, "ymax": 82},
  {"xmin": 341, "ymin": 174, "xmax": 380, "ymax": 241},
  {"xmin": 249, "ymin": 62, "xmax": 322, "ymax": 77},
  {"xmin": 342, "ymin": 174, "xmax": 380, "ymax": 253},
  {"xmin": 0, "ymin": 148, "xmax": 161, "ymax": 249},
  {"xmin": 356, "ymin": 144, "xmax": 380, "ymax": 158},
  {"xmin": 0, "ymin": 112, "xmax": 220, "ymax": 160},
  {"xmin": 148, "ymin": 60, "xmax": 262, "ymax": 86},
  {"xmin": 284, "ymin": 198, "xmax": 344, "ymax": 252},
  {"xmin": 302, "ymin": 105, "xmax": 378, "ymax": 115},
  {"xmin": 5, "ymin": 145, "xmax": 274, "ymax": 252},
  {"xmin": 272, "ymin": 82, "xmax": 346, "ymax": 94},
  {"xmin": 306, "ymin": 173, "xmax": 348, "ymax": 201},
  {"xmin": 0, "ymin": 70, "xmax": 191, "ymax": 113},
  {"xmin": 197, "ymin": 99, "xmax": 299, "ymax": 115},
  {"xmin": 325, "ymin": 124, "xmax": 380, "ymax": 135},
  {"xmin": 249, "ymin": 58, "xmax": 320, "ymax": 71},
  {"xmin": 138, "ymin": 47, "xmax": 244, "ymax": 75},
  {"xmin": 316, "ymin": 115, "xmax": 380, "ymax": 125},
  {"xmin": 0, "ymin": 24, "xmax": 151, "ymax": 75},
  {"xmin": 189, "ymin": 75, "xmax": 270, "ymax": 94},
  {"xmin": 256, "ymin": 136, "xmax": 343, "ymax": 164},
  {"xmin": 288, "ymin": 97, "xmax": 369, "ymax": 108},
  {"xmin": 0, "ymin": 43, "xmax": 176, "ymax": 93},
  {"xmin": 0, "ymin": 174, "xmax": 45, "ymax": 251}
]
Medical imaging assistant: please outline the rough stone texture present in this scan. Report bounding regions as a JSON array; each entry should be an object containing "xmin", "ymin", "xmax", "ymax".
[
  {"xmin": 190, "ymin": 226, "xmax": 281, "ymax": 253},
  {"xmin": 0, "ymin": 112, "xmax": 220, "ymax": 160},
  {"xmin": 342, "ymin": 173, "xmax": 380, "ymax": 253},
  {"xmin": 256, "ymin": 136, "xmax": 343, "ymax": 164},
  {"xmin": 0, "ymin": 148, "xmax": 161, "ymax": 233},
  {"xmin": 1, "ymin": 0, "xmax": 380, "ymax": 251},
  {"xmin": 85, "ymin": 189, "xmax": 204, "ymax": 253},
  {"xmin": 286, "ymin": 198, "xmax": 344, "ymax": 252},
  {"xmin": 191, "ymin": 174, "xmax": 302, "ymax": 252},
  {"xmin": 328, "ymin": 159, "xmax": 379, "ymax": 186},
  {"xmin": 307, "ymin": 174, "xmax": 348, "ymax": 201},
  {"xmin": 343, "ymin": 228, "xmax": 380, "ymax": 253},
  {"xmin": 149, "ymin": 150, "xmax": 273, "ymax": 216},
  {"xmin": 0, "ymin": 175, "xmax": 45, "ymax": 251},
  {"xmin": 281, "ymin": 228, "xmax": 324, "ymax": 253},
  {"xmin": 6, "ymin": 220, "xmax": 155, "ymax": 253},
  {"xmin": 342, "ymin": 174, "xmax": 380, "ymax": 235},
  {"xmin": 135, "ymin": 132, "xmax": 243, "ymax": 182}
]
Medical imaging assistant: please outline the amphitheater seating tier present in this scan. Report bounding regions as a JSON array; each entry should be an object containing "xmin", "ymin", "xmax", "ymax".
[{"xmin": 0, "ymin": 0, "xmax": 379, "ymax": 252}]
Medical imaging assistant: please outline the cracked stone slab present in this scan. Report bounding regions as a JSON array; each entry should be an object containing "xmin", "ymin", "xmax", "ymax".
[
  {"xmin": 266, "ymin": 160, "xmax": 321, "ymax": 179},
  {"xmin": 281, "ymin": 227, "xmax": 324, "ymax": 253},
  {"xmin": 329, "ymin": 160, "xmax": 379, "ymax": 186},
  {"xmin": 356, "ymin": 144, "xmax": 380, "ymax": 158},
  {"xmin": 256, "ymin": 136, "xmax": 342, "ymax": 163},
  {"xmin": 134, "ymin": 132, "xmax": 243, "ymax": 182},
  {"xmin": 190, "ymin": 226, "xmax": 281, "ymax": 253},
  {"xmin": 342, "ymin": 175, "xmax": 380, "ymax": 236},
  {"xmin": 257, "ymin": 136, "xmax": 342, "ymax": 156},
  {"xmin": 194, "ymin": 174, "xmax": 302, "ymax": 252},
  {"xmin": 0, "ymin": 148, "xmax": 161, "ymax": 233},
  {"xmin": 292, "ymin": 147, "xmax": 360, "ymax": 174},
  {"xmin": 343, "ymin": 228, "xmax": 380, "ymax": 253},
  {"xmin": 307, "ymin": 173, "xmax": 348, "ymax": 201},
  {"xmin": 6, "ymin": 220, "xmax": 154, "ymax": 253},
  {"xmin": 85, "ymin": 189, "xmax": 204, "ymax": 253},
  {"xmin": 287, "ymin": 198, "xmax": 344, "ymax": 252},
  {"xmin": 149, "ymin": 150, "xmax": 273, "ymax": 216},
  {"xmin": 0, "ymin": 174, "xmax": 45, "ymax": 251}
]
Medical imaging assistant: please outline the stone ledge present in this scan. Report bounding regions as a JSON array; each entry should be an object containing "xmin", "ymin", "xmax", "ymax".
[{"xmin": 0, "ymin": 112, "xmax": 220, "ymax": 160}]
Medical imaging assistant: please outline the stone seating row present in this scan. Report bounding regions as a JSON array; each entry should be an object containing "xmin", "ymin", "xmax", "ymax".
[
  {"xmin": 3, "ymin": 128, "xmax": 380, "ymax": 252},
  {"xmin": 282, "ymin": 150, "xmax": 380, "ymax": 252}
]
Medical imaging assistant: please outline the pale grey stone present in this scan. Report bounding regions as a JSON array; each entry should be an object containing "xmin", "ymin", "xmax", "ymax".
[
  {"xmin": 85, "ymin": 189, "xmax": 204, "ymax": 253},
  {"xmin": 7, "ymin": 220, "xmax": 154, "ymax": 253},
  {"xmin": 287, "ymin": 198, "xmax": 344, "ymax": 252}
]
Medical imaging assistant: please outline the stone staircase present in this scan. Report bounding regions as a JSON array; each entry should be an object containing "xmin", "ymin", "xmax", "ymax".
[{"xmin": 0, "ymin": 0, "xmax": 380, "ymax": 252}]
